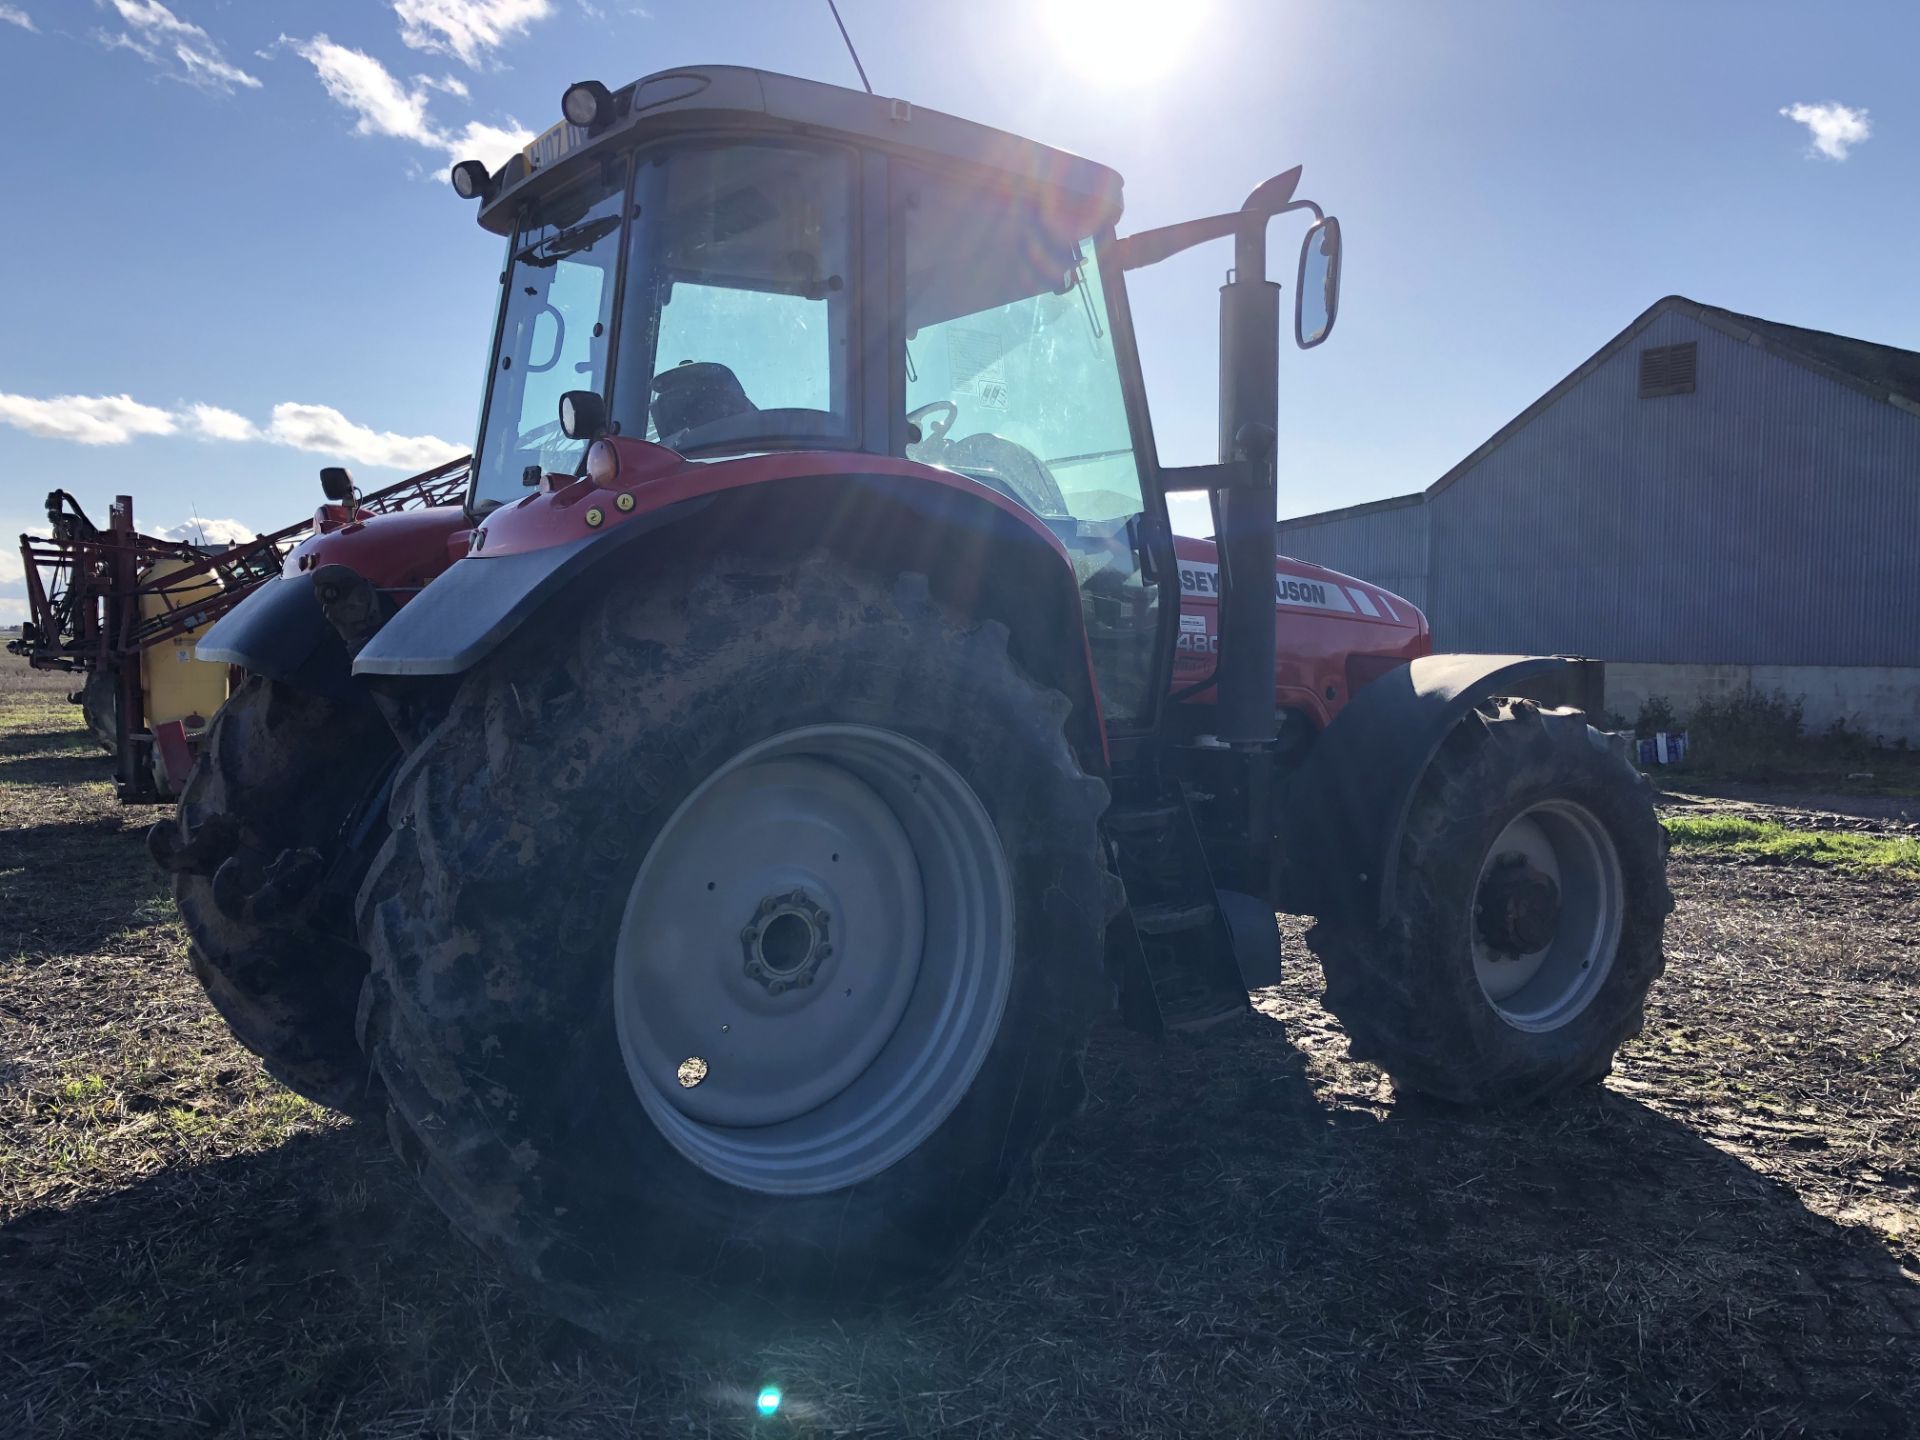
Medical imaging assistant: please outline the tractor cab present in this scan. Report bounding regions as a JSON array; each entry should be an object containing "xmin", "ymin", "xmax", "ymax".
[{"xmin": 461, "ymin": 67, "xmax": 1336, "ymax": 739}]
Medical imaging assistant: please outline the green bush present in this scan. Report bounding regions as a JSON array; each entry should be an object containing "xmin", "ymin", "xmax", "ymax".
[
  {"xmin": 1680, "ymin": 687, "xmax": 1803, "ymax": 780},
  {"xmin": 1651, "ymin": 686, "xmax": 1920, "ymax": 794},
  {"xmin": 1689, "ymin": 686, "xmax": 1804, "ymax": 751}
]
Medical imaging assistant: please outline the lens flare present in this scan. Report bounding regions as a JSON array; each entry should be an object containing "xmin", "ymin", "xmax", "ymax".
[
  {"xmin": 1042, "ymin": 0, "xmax": 1211, "ymax": 84},
  {"xmin": 756, "ymin": 1385, "xmax": 782, "ymax": 1417}
]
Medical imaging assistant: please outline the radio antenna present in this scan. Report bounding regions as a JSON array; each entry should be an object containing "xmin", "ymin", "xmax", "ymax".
[{"xmin": 825, "ymin": 0, "xmax": 874, "ymax": 94}]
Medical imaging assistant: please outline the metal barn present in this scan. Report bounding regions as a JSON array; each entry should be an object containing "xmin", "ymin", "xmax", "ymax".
[{"xmin": 1276, "ymin": 296, "xmax": 1920, "ymax": 740}]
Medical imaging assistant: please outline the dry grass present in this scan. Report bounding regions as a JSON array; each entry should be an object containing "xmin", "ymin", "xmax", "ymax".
[
  {"xmin": 2, "ymin": 658, "xmax": 1917, "ymax": 1438},
  {"xmin": 0, "ymin": 656, "xmax": 75, "ymax": 697}
]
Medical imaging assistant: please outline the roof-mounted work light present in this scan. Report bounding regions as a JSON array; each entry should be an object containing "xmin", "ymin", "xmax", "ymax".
[
  {"xmin": 450, "ymin": 159, "xmax": 490, "ymax": 200},
  {"xmin": 562, "ymin": 80, "xmax": 614, "ymax": 128}
]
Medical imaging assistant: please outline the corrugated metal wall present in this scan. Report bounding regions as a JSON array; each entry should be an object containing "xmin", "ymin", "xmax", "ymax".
[
  {"xmin": 1278, "ymin": 308, "xmax": 1920, "ymax": 666},
  {"xmin": 1276, "ymin": 496, "xmax": 1429, "ymax": 611}
]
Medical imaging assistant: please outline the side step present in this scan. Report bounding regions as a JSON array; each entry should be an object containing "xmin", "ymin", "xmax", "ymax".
[{"xmin": 1105, "ymin": 784, "xmax": 1250, "ymax": 1034}]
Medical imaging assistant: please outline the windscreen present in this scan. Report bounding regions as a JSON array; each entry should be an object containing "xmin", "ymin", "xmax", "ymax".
[
  {"xmin": 897, "ymin": 163, "xmax": 1160, "ymax": 726},
  {"xmin": 901, "ymin": 173, "xmax": 1145, "ymax": 526}
]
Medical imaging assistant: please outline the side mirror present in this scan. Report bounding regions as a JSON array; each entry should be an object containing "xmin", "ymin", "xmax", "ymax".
[
  {"xmin": 559, "ymin": 390, "xmax": 607, "ymax": 441},
  {"xmin": 319, "ymin": 466, "xmax": 355, "ymax": 503},
  {"xmin": 1295, "ymin": 216, "xmax": 1342, "ymax": 349}
]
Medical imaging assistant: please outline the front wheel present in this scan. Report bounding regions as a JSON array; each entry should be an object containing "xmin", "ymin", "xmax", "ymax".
[
  {"xmin": 358, "ymin": 551, "xmax": 1113, "ymax": 1332},
  {"xmin": 163, "ymin": 678, "xmax": 395, "ymax": 1116},
  {"xmin": 1308, "ymin": 699, "xmax": 1672, "ymax": 1105}
]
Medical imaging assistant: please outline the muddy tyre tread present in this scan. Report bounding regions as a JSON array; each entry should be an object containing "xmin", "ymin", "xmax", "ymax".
[{"xmin": 170, "ymin": 677, "xmax": 392, "ymax": 1117}]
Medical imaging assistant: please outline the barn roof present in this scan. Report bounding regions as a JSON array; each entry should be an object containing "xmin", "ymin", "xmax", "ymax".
[
  {"xmin": 1419, "ymin": 295, "xmax": 1920, "ymax": 500},
  {"xmin": 1697, "ymin": 302, "xmax": 1920, "ymax": 410},
  {"xmin": 1282, "ymin": 295, "xmax": 1920, "ymax": 529}
]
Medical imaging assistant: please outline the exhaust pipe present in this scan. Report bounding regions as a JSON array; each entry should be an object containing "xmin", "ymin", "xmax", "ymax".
[{"xmin": 1210, "ymin": 187, "xmax": 1283, "ymax": 747}]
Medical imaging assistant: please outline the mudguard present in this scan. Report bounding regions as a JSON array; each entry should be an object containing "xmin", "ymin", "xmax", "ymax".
[
  {"xmin": 352, "ymin": 497, "xmax": 709, "ymax": 676},
  {"xmin": 351, "ymin": 462, "xmax": 1107, "ymax": 765},
  {"xmin": 1281, "ymin": 653, "xmax": 1607, "ymax": 925},
  {"xmin": 194, "ymin": 573, "xmax": 357, "ymax": 699}
]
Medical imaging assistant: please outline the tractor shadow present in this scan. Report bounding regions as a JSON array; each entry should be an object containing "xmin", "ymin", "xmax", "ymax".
[
  {"xmin": 0, "ymin": 749, "xmax": 113, "ymax": 790},
  {"xmin": 0, "ymin": 721, "xmax": 94, "ymax": 758},
  {"xmin": 3, "ymin": 1012, "xmax": 1917, "ymax": 1436},
  {"xmin": 0, "ymin": 815, "xmax": 170, "ymax": 962}
]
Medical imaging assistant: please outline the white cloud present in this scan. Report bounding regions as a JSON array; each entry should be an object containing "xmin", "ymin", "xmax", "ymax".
[
  {"xmin": 0, "ymin": 392, "xmax": 178, "ymax": 445},
  {"xmin": 416, "ymin": 72, "xmax": 470, "ymax": 99},
  {"xmin": 153, "ymin": 514, "xmax": 257, "ymax": 545},
  {"xmin": 0, "ymin": 390, "xmax": 461, "ymax": 472},
  {"xmin": 294, "ymin": 34, "xmax": 532, "ymax": 168},
  {"xmin": 297, "ymin": 35, "xmax": 436, "ymax": 146},
  {"xmin": 442, "ymin": 117, "xmax": 535, "ymax": 168},
  {"xmin": 1780, "ymin": 101, "xmax": 1871, "ymax": 161},
  {"xmin": 0, "ymin": 597, "xmax": 29, "ymax": 627},
  {"xmin": 185, "ymin": 402, "xmax": 258, "ymax": 442},
  {"xmin": 393, "ymin": 0, "xmax": 553, "ymax": 69},
  {"xmin": 99, "ymin": 0, "xmax": 262, "ymax": 93},
  {"xmin": 1, "ymin": 6, "xmax": 37, "ymax": 32},
  {"xmin": 154, "ymin": 517, "xmax": 257, "ymax": 546},
  {"xmin": 262, "ymin": 403, "xmax": 464, "ymax": 470}
]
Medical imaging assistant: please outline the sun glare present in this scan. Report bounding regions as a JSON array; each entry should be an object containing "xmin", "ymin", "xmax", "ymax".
[{"xmin": 1042, "ymin": 0, "xmax": 1210, "ymax": 84}]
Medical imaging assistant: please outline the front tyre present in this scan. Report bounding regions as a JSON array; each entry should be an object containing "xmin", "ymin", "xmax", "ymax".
[
  {"xmin": 358, "ymin": 551, "xmax": 1112, "ymax": 1332},
  {"xmin": 166, "ymin": 678, "xmax": 395, "ymax": 1117},
  {"xmin": 1308, "ymin": 699, "xmax": 1671, "ymax": 1106}
]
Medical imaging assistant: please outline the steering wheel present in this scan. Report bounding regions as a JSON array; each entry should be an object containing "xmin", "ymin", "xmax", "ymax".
[{"xmin": 906, "ymin": 399, "xmax": 958, "ymax": 443}]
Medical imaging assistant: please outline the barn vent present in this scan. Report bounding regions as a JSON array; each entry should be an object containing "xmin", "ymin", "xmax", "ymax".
[{"xmin": 1638, "ymin": 342, "xmax": 1698, "ymax": 398}]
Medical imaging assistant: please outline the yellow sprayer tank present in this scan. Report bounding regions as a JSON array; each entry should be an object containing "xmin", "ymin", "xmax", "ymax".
[{"xmin": 137, "ymin": 556, "xmax": 230, "ymax": 732}]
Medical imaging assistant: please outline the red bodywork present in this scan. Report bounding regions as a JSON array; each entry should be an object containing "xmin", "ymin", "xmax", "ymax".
[
  {"xmin": 289, "ymin": 503, "xmax": 473, "ymax": 591},
  {"xmin": 1169, "ymin": 535, "xmax": 1431, "ymax": 728},
  {"xmin": 466, "ymin": 437, "xmax": 1077, "ymax": 563},
  {"xmin": 294, "ymin": 440, "xmax": 1431, "ymax": 734}
]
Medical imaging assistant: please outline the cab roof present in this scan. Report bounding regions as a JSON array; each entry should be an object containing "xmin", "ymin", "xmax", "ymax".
[{"xmin": 474, "ymin": 64, "xmax": 1126, "ymax": 235}]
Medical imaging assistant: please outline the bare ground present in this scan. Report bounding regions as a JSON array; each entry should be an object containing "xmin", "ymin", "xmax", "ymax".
[{"xmin": 2, "ymin": 665, "xmax": 1916, "ymax": 1439}]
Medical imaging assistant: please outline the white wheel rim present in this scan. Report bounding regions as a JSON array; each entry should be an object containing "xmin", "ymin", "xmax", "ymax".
[
  {"xmin": 1469, "ymin": 798, "xmax": 1624, "ymax": 1032},
  {"xmin": 613, "ymin": 724, "xmax": 1013, "ymax": 1195}
]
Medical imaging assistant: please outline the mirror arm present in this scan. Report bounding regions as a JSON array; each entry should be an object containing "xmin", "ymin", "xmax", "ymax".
[
  {"xmin": 1113, "ymin": 166, "xmax": 1320, "ymax": 274},
  {"xmin": 1161, "ymin": 459, "xmax": 1263, "ymax": 493},
  {"xmin": 1231, "ymin": 196, "xmax": 1324, "ymax": 281}
]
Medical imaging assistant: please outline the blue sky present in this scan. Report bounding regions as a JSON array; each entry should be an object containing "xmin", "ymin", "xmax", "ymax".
[{"xmin": 2, "ymin": 0, "xmax": 1914, "ymax": 621}]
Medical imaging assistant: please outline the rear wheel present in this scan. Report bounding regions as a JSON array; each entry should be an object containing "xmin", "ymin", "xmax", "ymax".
[
  {"xmin": 162, "ymin": 678, "xmax": 393, "ymax": 1117},
  {"xmin": 1308, "ymin": 699, "xmax": 1671, "ymax": 1105},
  {"xmin": 358, "ymin": 551, "xmax": 1112, "ymax": 1333}
]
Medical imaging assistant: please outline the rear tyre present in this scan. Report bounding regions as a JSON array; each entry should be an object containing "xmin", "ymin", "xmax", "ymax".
[
  {"xmin": 1307, "ymin": 699, "xmax": 1671, "ymax": 1106},
  {"xmin": 167, "ymin": 677, "xmax": 393, "ymax": 1117},
  {"xmin": 357, "ymin": 551, "xmax": 1113, "ymax": 1335}
]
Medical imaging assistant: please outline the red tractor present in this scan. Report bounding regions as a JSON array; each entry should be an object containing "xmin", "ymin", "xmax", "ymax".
[{"xmin": 154, "ymin": 66, "xmax": 1669, "ymax": 1333}]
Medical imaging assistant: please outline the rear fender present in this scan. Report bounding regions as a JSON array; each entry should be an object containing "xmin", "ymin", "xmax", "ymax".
[
  {"xmin": 193, "ymin": 505, "xmax": 469, "ymax": 700},
  {"xmin": 353, "ymin": 469, "xmax": 1108, "ymax": 770},
  {"xmin": 1279, "ymin": 653, "xmax": 1606, "ymax": 924},
  {"xmin": 194, "ymin": 573, "xmax": 354, "ymax": 698}
]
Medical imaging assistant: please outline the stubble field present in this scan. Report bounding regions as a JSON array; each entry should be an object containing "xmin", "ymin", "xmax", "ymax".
[{"xmin": 2, "ymin": 656, "xmax": 1915, "ymax": 1438}]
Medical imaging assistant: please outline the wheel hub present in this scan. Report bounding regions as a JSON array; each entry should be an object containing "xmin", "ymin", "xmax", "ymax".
[
  {"xmin": 1475, "ymin": 853, "xmax": 1562, "ymax": 955},
  {"xmin": 1468, "ymin": 800, "xmax": 1625, "ymax": 1032},
  {"xmin": 740, "ymin": 890, "xmax": 832, "ymax": 994}
]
